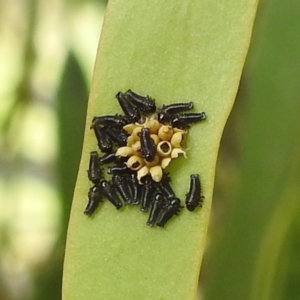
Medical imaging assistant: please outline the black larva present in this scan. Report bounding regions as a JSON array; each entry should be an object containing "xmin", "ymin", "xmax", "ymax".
[
  {"xmin": 161, "ymin": 102, "xmax": 194, "ymax": 114},
  {"xmin": 112, "ymin": 173, "xmax": 132, "ymax": 204},
  {"xmin": 125, "ymin": 89, "xmax": 156, "ymax": 114},
  {"xmin": 146, "ymin": 193, "xmax": 165, "ymax": 227},
  {"xmin": 140, "ymin": 175, "xmax": 155, "ymax": 212},
  {"xmin": 84, "ymin": 185, "xmax": 102, "ymax": 216},
  {"xmin": 87, "ymin": 151, "xmax": 102, "ymax": 184},
  {"xmin": 116, "ymin": 92, "xmax": 141, "ymax": 122},
  {"xmin": 171, "ymin": 112, "xmax": 206, "ymax": 128},
  {"xmin": 156, "ymin": 172, "xmax": 175, "ymax": 200},
  {"xmin": 84, "ymin": 89, "xmax": 206, "ymax": 228},
  {"xmin": 156, "ymin": 198, "xmax": 183, "ymax": 228},
  {"xmin": 158, "ymin": 102, "xmax": 194, "ymax": 124},
  {"xmin": 107, "ymin": 164, "xmax": 130, "ymax": 175},
  {"xmin": 98, "ymin": 153, "xmax": 117, "ymax": 165},
  {"xmin": 100, "ymin": 180, "xmax": 123, "ymax": 210},
  {"xmin": 128, "ymin": 173, "xmax": 143, "ymax": 205},
  {"xmin": 91, "ymin": 115, "xmax": 129, "ymax": 128},
  {"xmin": 92, "ymin": 125, "xmax": 113, "ymax": 153},
  {"xmin": 104, "ymin": 126, "xmax": 129, "ymax": 147},
  {"xmin": 139, "ymin": 128, "xmax": 156, "ymax": 162},
  {"xmin": 185, "ymin": 174, "xmax": 204, "ymax": 211}
]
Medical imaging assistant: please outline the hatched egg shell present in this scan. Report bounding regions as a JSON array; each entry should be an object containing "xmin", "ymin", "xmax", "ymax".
[
  {"xmin": 115, "ymin": 146, "xmax": 134, "ymax": 157},
  {"xmin": 144, "ymin": 119, "xmax": 161, "ymax": 134},
  {"xmin": 137, "ymin": 165, "xmax": 149, "ymax": 183},
  {"xmin": 157, "ymin": 141, "xmax": 172, "ymax": 157},
  {"xmin": 171, "ymin": 148, "xmax": 187, "ymax": 159},
  {"xmin": 150, "ymin": 166, "xmax": 163, "ymax": 182},
  {"xmin": 123, "ymin": 123, "xmax": 138, "ymax": 133},
  {"xmin": 158, "ymin": 125, "xmax": 174, "ymax": 141},
  {"xmin": 170, "ymin": 132, "xmax": 185, "ymax": 148},
  {"xmin": 131, "ymin": 141, "xmax": 141, "ymax": 153},
  {"xmin": 132, "ymin": 126, "xmax": 142, "ymax": 141},
  {"xmin": 126, "ymin": 155, "xmax": 145, "ymax": 170},
  {"xmin": 150, "ymin": 134, "xmax": 160, "ymax": 145},
  {"xmin": 161, "ymin": 157, "xmax": 172, "ymax": 169},
  {"xmin": 144, "ymin": 155, "xmax": 160, "ymax": 167},
  {"xmin": 127, "ymin": 135, "xmax": 135, "ymax": 146}
]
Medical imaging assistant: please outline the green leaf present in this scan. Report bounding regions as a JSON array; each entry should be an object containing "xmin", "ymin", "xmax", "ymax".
[
  {"xmin": 57, "ymin": 52, "xmax": 88, "ymax": 228},
  {"xmin": 62, "ymin": 1, "xmax": 258, "ymax": 299}
]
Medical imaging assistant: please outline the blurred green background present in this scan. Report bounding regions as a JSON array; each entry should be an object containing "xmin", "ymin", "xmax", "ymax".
[{"xmin": 0, "ymin": 0, "xmax": 299, "ymax": 300}]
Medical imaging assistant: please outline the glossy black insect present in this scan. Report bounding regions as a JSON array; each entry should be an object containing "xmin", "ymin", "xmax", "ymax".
[
  {"xmin": 104, "ymin": 126, "xmax": 129, "ymax": 147},
  {"xmin": 87, "ymin": 151, "xmax": 102, "ymax": 184},
  {"xmin": 92, "ymin": 125, "xmax": 113, "ymax": 153},
  {"xmin": 161, "ymin": 102, "xmax": 194, "ymax": 114},
  {"xmin": 140, "ymin": 175, "xmax": 155, "ymax": 212},
  {"xmin": 158, "ymin": 102, "xmax": 194, "ymax": 124},
  {"xmin": 100, "ymin": 180, "xmax": 123, "ymax": 209},
  {"xmin": 125, "ymin": 89, "xmax": 156, "ymax": 114},
  {"xmin": 84, "ymin": 185, "xmax": 102, "ymax": 216},
  {"xmin": 156, "ymin": 172, "xmax": 176, "ymax": 200},
  {"xmin": 146, "ymin": 193, "xmax": 165, "ymax": 227},
  {"xmin": 99, "ymin": 153, "xmax": 127, "ymax": 166},
  {"xmin": 91, "ymin": 115, "xmax": 129, "ymax": 128},
  {"xmin": 112, "ymin": 174, "xmax": 132, "ymax": 204},
  {"xmin": 156, "ymin": 198, "xmax": 183, "ymax": 227},
  {"xmin": 171, "ymin": 112, "xmax": 206, "ymax": 128},
  {"xmin": 116, "ymin": 92, "xmax": 140, "ymax": 122},
  {"xmin": 139, "ymin": 128, "xmax": 156, "ymax": 162},
  {"xmin": 128, "ymin": 173, "xmax": 143, "ymax": 205},
  {"xmin": 107, "ymin": 164, "xmax": 130, "ymax": 175},
  {"xmin": 98, "ymin": 153, "xmax": 117, "ymax": 165},
  {"xmin": 185, "ymin": 174, "xmax": 204, "ymax": 211}
]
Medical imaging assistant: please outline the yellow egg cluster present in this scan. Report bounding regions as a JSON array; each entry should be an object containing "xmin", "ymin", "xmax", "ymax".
[{"xmin": 115, "ymin": 114, "xmax": 187, "ymax": 183}]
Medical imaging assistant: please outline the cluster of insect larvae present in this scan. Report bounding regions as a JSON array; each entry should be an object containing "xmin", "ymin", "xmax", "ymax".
[{"xmin": 84, "ymin": 89, "xmax": 205, "ymax": 227}]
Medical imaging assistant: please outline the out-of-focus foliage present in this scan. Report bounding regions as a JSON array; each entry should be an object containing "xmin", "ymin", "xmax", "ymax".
[
  {"xmin": 203, "ymin": 0, "xmax": 300, "ymax": 299},
  {"xmin": 0, "ymin": 1, "xmax": 105, "ymax": 299}
]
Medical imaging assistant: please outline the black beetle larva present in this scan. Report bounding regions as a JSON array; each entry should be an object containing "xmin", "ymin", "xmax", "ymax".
[
  {"xmin": 98, "ymin": 153, "xmax": 117, "ymax": 165},
  {"xmin": 128, "ymin": 173, "xmax": 143, "ymax": 205},
  {"xmin": 87, "ymin": 151, "xmax": 102, "ymax": 184},
  {"xmin": 112, "ymin": 173, "xmax": 132, "ymax": 204},
  {"xmin": 185, "ymin": 174, "xmax": 204, "ymax": 211},
  {"xmin": 125, "ymin": 89, "xmax": 156, "ymax": 114},
  {"xmin": 84, "ymin": 185, "xmax": 102, "ymax": 216},
  {"xmin": 161, "ymin": 102, "xmax": 194, "ymax": 114},
  {"xmin": 92, "ymin": 125, "xmax": 113, "ymax": 153},
  {"xmin": 91, "ymin": 115, "xmax": 129, "ymax": 128},
  {"xmin": 158, "ymin": 102, "xmax": 194, "ymax": 123},
  {"xmin": 156, "ymin": 198, "xmax": 183, "ymax": 227},
  {"xmin": 171, "ymin": 112, "xmax": 206, "ymax": 128},
  {"xmin": 139, "ymin": 128, "xmax": 156, "ymax": 162},
  {"xmin": 104, "ymin": 126, "xmax": 129, "ymax": 147},
  {"xmin": 146, "ymin": 193, "xmax": 165, "ymax": 227},
  {"xmin": 156, "ymin": 172, "xmax": 176, "ymax": 200},
  {"xmin": 100, "ymin": 180, "xmax": 123, "ymax": 210},
  {"xmin": 116, "ymin": 92, "xmax": 141, "ymax": 122},
  {"xmin": 107, "ymin": 164, "xmax": 130, "ymax": 175},
  {"xmin": 140, "ymin": 175, "xmax": 155, "ymax": 212}
]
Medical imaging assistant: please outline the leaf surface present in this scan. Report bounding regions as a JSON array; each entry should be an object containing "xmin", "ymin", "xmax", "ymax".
[{"xmin": 63, "ymin": 1, "xmax": 258, "ymax": 299}]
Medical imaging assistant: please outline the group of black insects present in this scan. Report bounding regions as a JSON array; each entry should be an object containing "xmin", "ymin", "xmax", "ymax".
[{"xmin": 85, "ymin": 89, "xmax": 205, "ymax": 227}]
